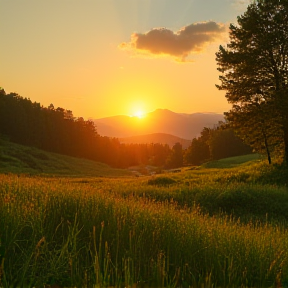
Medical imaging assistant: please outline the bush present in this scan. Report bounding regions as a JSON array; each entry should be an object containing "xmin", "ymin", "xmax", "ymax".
[{"xmin": 147, "ymin": 176, "xmax": 177, "ymax": 186}]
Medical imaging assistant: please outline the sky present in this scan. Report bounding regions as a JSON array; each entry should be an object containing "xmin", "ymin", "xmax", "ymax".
[{"xmin": 0, "ymin": 0, "xmax": 251, "ymax": 119}]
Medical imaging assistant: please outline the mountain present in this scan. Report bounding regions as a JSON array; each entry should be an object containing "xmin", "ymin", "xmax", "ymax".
[
  {"xmin": 93, "ymin": 109, "xmax": 224, "ymax": 140},
  {"xmin": 119, "ymin": 133, "xmax": 191, "ymax": 149}
]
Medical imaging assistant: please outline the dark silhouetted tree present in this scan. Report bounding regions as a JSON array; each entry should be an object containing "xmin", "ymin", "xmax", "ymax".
[
  {"xmin": 184, "ymin": 128, "xmax": 211, "ymax": 165},
  {"xmin": 216, "ymin": 0, "xmax": 288, "ymax": 164},
  {"xmin": 209, "ymin": 126, "xmax": 252, "ymax": 160},
  {"xmin": 166, "ymin": 142, "xmax": 183, "ymax": 168},
  {"xmin": 149, "ymin": 143, "xmax": 170, "ymax": 167},
  {"xmin": 184, "ymin": 124, "xmax": 253, "ymax": 165},
  {"xmin": 184, "ymin": 137, "xmax": 210, "ymax": 166}
]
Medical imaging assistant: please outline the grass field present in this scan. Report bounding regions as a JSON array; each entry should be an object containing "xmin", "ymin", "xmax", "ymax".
[{"xmin": 1, "ymin": 141, "xmax": 288, "ymax": 287}]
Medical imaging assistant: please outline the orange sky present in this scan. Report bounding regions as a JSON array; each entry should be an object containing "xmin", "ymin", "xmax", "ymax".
[{"xmin": 0, "ymin": 0, "xmax": 250, "ymax": 119}]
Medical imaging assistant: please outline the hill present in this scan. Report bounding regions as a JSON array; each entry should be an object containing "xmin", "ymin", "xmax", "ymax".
[
  {"xmin": 119, "ymin": 133, "xmax": 191, "ymax": 148},
  {"xmin": 0, "ymin": 138, "xmax": 131, "ymax": 177},
  {"xmin": 93, "ymin": 109, "xmax": 224, "ymax": 139},
  {"xmin": 201, "ymin": 153, "xmax": 262, "ymax": 169}
]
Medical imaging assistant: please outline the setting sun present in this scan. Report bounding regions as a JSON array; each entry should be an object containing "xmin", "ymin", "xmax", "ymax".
[{"xmin": 133, "ymin": 110, "xmax": 146, "ymax": 118}]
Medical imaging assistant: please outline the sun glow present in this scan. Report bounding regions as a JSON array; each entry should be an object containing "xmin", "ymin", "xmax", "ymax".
[{"xmin": 133, "ymin": 110, "xmax": 146, "ymax": 118}]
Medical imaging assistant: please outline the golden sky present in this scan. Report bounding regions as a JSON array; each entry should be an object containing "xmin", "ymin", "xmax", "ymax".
[{"xmin": 0, "ymin": 0, "xmax": 250, "ymax": 119}]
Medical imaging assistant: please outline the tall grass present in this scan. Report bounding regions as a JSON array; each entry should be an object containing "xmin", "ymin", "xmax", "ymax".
[{"xmin": 0, "ymin": 170, "xmax": 288, "ymax": 287}]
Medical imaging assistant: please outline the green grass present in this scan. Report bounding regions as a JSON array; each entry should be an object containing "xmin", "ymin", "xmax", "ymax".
[
  {"xmin": 0, "ymin": 138, "xmax": 131, "ymax": 177},
  {"xmin": 202, "ymin": 153, "xmax": 262, "ymax": 168},
  {"xmin": 1, "ymin": 141, "xmax": 288, "ymax": 287},
  {"xmin": 1, "ymin": 174, "xmax": 288, "ymax": 287}
]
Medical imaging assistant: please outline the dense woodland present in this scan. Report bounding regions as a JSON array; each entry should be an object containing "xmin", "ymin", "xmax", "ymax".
[{"xmin": 0, "ymin": 88, "xmax": 252, "ymax": 169}]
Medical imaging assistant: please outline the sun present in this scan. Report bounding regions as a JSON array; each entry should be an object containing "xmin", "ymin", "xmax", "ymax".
[
  {"xmin": 133, "ymin": 110, "xmax": 146, "ymax": 118},
  {"xmin": 128, "ymin": 100, "xmax": 148, "ymax": 118}
]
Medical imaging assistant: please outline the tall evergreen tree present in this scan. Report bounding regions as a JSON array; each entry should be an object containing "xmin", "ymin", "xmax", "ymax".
[{"xmin": 216, "ymin": 0, "xmax": 288, "ymax": 163}]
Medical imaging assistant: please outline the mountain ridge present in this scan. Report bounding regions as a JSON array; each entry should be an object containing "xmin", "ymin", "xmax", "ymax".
[{"xmin": 93, "ymin": 109, "xmax": 224, "ymax": 140}]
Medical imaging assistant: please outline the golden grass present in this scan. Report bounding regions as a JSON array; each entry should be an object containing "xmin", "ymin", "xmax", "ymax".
[{"xmin": 0, "ymin": 163, "xmax": 288, "ymax": 287}]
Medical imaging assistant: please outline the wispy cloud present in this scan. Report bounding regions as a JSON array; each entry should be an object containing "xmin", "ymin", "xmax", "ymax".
[
  {"xmin": 119, "ymin": 21, "xmax": 226, "ymax": 62},
  {"xmin": 232, "ymin": 0, "xmax": 251, "ymax": 11}
]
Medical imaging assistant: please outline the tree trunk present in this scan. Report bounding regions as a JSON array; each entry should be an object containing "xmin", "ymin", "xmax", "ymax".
[
  {"xmin": 281, "ymin": 102, "xmax": 288, "ymax": 164},
  {"xmin": 262, "ymin": 129, "xmax": 272, "ymax": 164},
  {"xmin": 283, "ymin": 127, "xmax": 288, "ymax": 165}
]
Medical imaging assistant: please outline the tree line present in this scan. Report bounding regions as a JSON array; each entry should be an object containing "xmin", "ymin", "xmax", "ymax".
[
  {"xmin": 185, "ymin": 125, "xmax": 252, "ymax": 166},
  {"xmin": 0, "ymin": 88, "xmax": 252, "ymax": 169}
]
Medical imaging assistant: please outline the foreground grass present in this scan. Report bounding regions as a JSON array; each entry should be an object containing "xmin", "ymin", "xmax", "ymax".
[
  {"xmin": 143, "ymin": 157, "xmax": 288, "ymax": 222},
  {"xmin": 1, "ymin": 158, "xmax": 288, "ymax": 287}
]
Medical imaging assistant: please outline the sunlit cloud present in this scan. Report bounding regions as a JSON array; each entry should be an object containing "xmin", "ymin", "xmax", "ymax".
[{"xmin": 119, "ymin": 21, "xmax": 226, "ymax": 62}]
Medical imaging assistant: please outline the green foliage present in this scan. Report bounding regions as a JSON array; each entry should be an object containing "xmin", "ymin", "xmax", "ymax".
[
  {"xmin": 184, "ymin": 125, "xmax": 253, "ymax": 166},
  {"xmin": 165, "ymin": 142, "xmax": 183, "ymax": 168},
  {"xmin": 209, "ymin": 128, "xmax": 252, "ymax": 160},
  {"xmin": 184, "ymin": 128, "xmax": 210, "ymax": 165},
  {"xmin": 202, "ymin": 153, "xmax": 261, "ymax": 168},
  {"xmin": 0, "ymin": 155, "xmax": 288, "ymax": 287},
  {"xmin": 147, "ymin": 176, "xmax": 177, "ymax": 186},
  {"xmin": 254, "ymin": 161, "xmax": 288, "ymax": 186}
]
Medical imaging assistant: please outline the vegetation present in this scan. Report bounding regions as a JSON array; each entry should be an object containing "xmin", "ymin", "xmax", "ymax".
[
  {"xmin": 0, "ymin": 89, "xmax": 173, "ymax": 169},
  {"xmin": 1, "ymin": 2, "xmax": 288, "ymax": 287},
  {"xmin": 0, "ymin": 88, "xmax": 253, "ymax": 170},
  {"xmin": 216, "ymin": 0, "xmax": 288, "ymax": 164},
  {"xmin": 1, "ymin": 154, "xmax": 288, "ymax": 287},
  {"xmin": 184, "ymin": 126, "xmax": 252, "ymax": 166},
  {"xmin": 0, "ymin": 137, "xmax": 131, "ymax": 177}
]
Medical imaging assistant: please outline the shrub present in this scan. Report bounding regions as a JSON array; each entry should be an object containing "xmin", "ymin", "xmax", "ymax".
[{"xmin": 147, "ymin": 176, "xmax": 177, "ymax": 186}]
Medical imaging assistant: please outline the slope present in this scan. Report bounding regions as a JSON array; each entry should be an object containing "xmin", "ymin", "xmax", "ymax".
[{"xmin": 0, "ymin": 137, "xmax": 131, "ymax": 177}]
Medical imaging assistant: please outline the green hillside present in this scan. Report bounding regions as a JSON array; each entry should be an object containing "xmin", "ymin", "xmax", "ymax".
[
  {"xmin": 0, "ymin": 138, "xmax": 131, "ymax": 177},
  {"xmin": 201, "ymin": 153, "xmax": 262, "ymax": 168}
]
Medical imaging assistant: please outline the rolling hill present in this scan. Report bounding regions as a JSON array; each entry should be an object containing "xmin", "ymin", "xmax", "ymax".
[{"xmin": 0, "ymin": 138, "xmax": 131, "ymax": 177}]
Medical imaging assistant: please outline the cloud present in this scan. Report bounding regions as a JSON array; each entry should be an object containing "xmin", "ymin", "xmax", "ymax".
[
  {"xmin": 119, "ymin": 21, "xmax": 226, "ymax": 62},
  {"xmin": 232, "ymin": 0, "xmax": 251, "ymax": 10}
]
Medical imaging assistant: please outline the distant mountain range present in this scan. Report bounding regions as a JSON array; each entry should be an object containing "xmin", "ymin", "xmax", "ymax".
[{"xmin": 92, "ymin": 109, "xmax": 224, "ymax": 143}]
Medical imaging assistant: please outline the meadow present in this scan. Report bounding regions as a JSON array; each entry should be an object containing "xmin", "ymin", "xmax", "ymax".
[{"xmin": 0, "ymin": 153, "xmax": 288, "ymax": 287}]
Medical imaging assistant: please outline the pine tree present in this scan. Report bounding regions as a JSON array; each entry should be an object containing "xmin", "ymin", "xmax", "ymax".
[{"xmin": 216, "ymin": 0, "xmax": 288, "ymax": 163}]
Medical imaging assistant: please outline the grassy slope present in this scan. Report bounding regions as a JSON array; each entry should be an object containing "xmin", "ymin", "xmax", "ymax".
[
  {"xmin": 200, "ymin": 153, "xmax": 288, "ymax": 185},
  {"xmin": 144, "ymin": 154, "xmax": 288, "ymax": 222},
  {"xmin": 0, "ymin": 138, "xmax": 131, "ymax": 177},
  {"xmin": 201, "ymin": 153, "xmax": 262, "ymax": 168}
]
